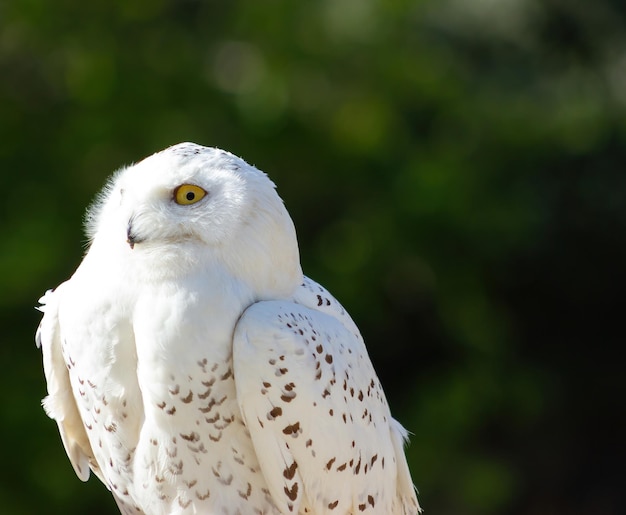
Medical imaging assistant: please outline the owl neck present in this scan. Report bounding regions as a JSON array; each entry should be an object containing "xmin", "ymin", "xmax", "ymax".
[{"xmin": 217, "ymin": 207, "xmax": 303, "ymax": 301}]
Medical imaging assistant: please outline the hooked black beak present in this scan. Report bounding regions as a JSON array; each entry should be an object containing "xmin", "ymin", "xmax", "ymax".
[{"xmin": 126, "ymin": 220, "xmax": 143, "ymax": 249}]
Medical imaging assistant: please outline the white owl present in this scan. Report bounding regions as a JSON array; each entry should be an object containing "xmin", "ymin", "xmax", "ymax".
[{"xmin": 36, "ymin": 143, "xmax": 420, "ymax": 515}]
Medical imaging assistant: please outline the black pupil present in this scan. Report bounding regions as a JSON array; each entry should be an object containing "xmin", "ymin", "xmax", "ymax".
[{"xmin": 185, "ymin": 191, "xmax": 195, "ymax": 201}]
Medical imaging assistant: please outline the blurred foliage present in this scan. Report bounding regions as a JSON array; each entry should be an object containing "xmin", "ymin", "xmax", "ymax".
[{"xmin": 1, "ymin": 0, "xmax": 625, "ymax": 513}]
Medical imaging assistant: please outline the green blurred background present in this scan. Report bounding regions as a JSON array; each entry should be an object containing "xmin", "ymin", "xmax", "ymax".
[{"xmin": 1, "ymin": 0, "xmax": 624, "ymax": 513}]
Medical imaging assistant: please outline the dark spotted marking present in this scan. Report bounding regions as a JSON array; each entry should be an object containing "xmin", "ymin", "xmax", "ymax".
[
  {"xmin": 284, "ymin": 482, "xmax": 299, "ymax": 501},
  {"xmin": 283, "ymin": 461, "xmax": 298, "ymax": 479},
  {"xmin": 180, "ymin": 431, "xmax": 200, "ymax": 442},
  {"xmin": 328, "ymin": 500, "xmax": 339, "ymax": 509},
  {"xmin": 268, "ymin": 406, "xmax": 283, "ymax": 419},
  {"xmin": 326, "ymin": 457, "xmax": 336, "ymax": 470},
  {"xmin": 325, "ymin": 354, "xmax": 333, "ymax": 364},
  {"xmin": 196, "ymin": 490, "xmax": 210, "ymax": 500},
  {"xmin": 214, "ymin": 415, "xmax": 234, "ymax": 429},
  {"xmin": 238, "ymin": 482, "xmax": 252, "ymax": 500},
  {"xmin": 178, "ymin": 497, "xmax": 192, "ymax": 509},
  {"xmin": 199, "ymin": 399, "xmax": 216, "ymax": 413},
  {"xmin": 198, "ymin": 387, "xmax": 212, "ymax": 400},
  {"xmin": 282, "ymin": 422, "xmax": 300, "ymax": 435},
  {"xmin": 215, "ymin": 395, "xmax": 227, "ymax": 406}
]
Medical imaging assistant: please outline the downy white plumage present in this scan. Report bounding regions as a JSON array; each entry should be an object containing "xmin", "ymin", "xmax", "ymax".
[{"xmin": 37, "ymin": 142, "xmax": 420, "ymax": 514}]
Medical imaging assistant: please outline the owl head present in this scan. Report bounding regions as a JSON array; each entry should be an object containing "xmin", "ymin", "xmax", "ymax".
[{"xmin": 85, "ymin": 142, "xmax": 302, "ymax": 298}]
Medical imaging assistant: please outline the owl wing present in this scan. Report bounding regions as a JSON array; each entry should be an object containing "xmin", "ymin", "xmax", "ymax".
[
  {"xmin": 233, "ymin": 278, "xmax": 420, "ymax": 514},
  {"xmin": 36, "ymin": 287, "xmax": 102, "ymax": 483}
]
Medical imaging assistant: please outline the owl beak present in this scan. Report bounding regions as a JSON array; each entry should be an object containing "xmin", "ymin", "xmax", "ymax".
[{"xmin": 126, "ymin": 220, "xmax": 143, "ymax": 249}]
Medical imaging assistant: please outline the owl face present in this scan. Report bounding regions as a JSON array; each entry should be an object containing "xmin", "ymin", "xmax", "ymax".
[
  {"xmin": 86, "ymin": 142, "xmax": 302, "ymax": 296},
  {"xmin": 110, "ymin": 144, "xmax": 260, "ymax": 249}
]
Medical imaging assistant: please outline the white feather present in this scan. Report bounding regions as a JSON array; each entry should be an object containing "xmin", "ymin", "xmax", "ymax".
[{"xmin": 36, "ymin": 142, "xmax": 420, "ymax": 514}]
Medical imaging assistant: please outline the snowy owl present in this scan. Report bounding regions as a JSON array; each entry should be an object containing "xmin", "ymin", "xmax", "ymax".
[{"xmin": 36, "ymin": 142, "xmax": 420, "ymax": 515}]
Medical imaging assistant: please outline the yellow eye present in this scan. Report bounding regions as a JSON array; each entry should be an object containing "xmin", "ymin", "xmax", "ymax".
[{"xmin": 174, "ymin": 184, "xmax": 207, "ymax": 205}]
